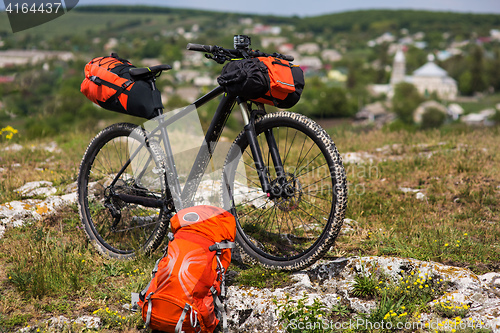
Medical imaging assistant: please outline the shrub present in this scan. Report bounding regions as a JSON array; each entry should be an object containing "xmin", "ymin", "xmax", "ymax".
[{"xmin": 421, "ymin": 107, "xmax": 446, "ymax": 129}]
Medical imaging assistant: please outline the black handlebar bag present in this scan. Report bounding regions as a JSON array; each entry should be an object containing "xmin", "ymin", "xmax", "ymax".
[
  {"xmin": 216, "ymin": 58, "xmax": 269, "ymax": 100},
  {"xmin": 217, "ymin": 57, "xmax": 304, "ymax": 109}
]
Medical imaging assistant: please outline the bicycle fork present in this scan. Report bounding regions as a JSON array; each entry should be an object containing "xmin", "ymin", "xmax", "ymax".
[{"xmin": 239, "ymin": 101, "xmax": 286, "ymax": 200}]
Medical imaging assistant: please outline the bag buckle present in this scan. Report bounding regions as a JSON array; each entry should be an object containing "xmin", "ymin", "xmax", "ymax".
[{"xmin": 89, "ymin": 75, "xmax": 102, "ymax": 85}]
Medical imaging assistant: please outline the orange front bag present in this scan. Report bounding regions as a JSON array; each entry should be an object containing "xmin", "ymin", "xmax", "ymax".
[
  {"xmin": 251, "ymin": 56, "xmax": 304, "ymax": 109},
  {"xmin": 138, "ymin": 205, "xmax": 236, "ymax": 333}
]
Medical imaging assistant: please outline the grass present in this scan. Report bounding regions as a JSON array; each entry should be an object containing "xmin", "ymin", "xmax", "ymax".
[
  {"xmin": 327, "ymin": 125, "xmax": 500, "ymax": 273},
  {"xmin": 0, "ymin": 123, "xmax": 499, "ymax": 331}
]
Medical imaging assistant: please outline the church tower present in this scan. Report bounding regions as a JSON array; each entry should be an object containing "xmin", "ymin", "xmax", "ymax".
[{"xmin": 390, "ymin": 48, "xmax": 406, "ymax": 85}]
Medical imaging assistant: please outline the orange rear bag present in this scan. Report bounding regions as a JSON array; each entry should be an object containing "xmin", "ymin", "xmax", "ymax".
[
  {"xmin": 138, "ymin": 205, "xmax": 236, "ymax": 333},
  {"xmin": 80, "ymin": 53, "xmax": 162, "ymax": 119}
]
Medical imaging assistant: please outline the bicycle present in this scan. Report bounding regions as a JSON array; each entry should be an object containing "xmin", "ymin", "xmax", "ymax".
[{"xmin": 77, "ymin": 35, "xmax": 347, "ymax": 271}]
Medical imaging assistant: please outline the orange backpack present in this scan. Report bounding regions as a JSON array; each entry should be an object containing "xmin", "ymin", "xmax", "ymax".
[{"xmin": 138, "ymin": 205, "xmax": 236, "ymax": 333}]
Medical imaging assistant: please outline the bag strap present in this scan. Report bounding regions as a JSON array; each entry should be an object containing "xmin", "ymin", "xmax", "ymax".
[
  {"xmin": 208, "ymin": 240, "xmax": 235, "ymax": 252},
  {"xmin": 144, "ymin": 292, "xmax": 155, "ymax": 330},
  {"xmin": 211, "ymin": 287, "xmax": 228, "ymax": 333},
  {"xmin": 139, "ymin": 258, "xmax": 161, "ymax": 302},
  {"xmin": 89, "ymin": 75, "xmax": 133, "ymax": 99},
  {"xmin": 175, "ymin": 303, "xmax": 192, "ymax": 333},
  {"xmin": 209, "ymin": 240, "xmax": 234, "ymax": 297},
  {"xmin": 110, "ymin": 52, "xmax": 131, "ymax": 64}
]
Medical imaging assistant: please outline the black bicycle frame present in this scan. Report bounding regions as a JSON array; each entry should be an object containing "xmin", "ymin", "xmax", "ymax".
[{"xmin": 112, "ymin": 83, "xmax": 285, "ymax": 211}]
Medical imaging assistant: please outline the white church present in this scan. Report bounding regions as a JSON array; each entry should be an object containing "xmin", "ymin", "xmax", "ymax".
[{"xmin": 390, "ymin": 48, "xmax": 458, "ymax": 100}]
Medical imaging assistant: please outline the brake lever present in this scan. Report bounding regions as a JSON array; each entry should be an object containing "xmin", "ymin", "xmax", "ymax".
[{"xmin": 205, "ymin": 53, "xmax": 227, "ymax": 64}]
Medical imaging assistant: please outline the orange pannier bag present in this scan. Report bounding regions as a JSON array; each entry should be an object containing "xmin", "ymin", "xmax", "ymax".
[{"xmin": 138, "ymin": 205, "xmax": 236, "ymax": 333}]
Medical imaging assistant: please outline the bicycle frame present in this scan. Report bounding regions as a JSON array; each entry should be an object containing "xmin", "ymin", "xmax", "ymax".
[{"xmin": 110, "ymin": 81, "xmax": 286, "ymax": 212}]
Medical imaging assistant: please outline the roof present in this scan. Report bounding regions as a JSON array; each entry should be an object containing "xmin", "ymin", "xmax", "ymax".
[{"xmin": 413, "ymin": 62, "xmax": 448, "ymax": 77}]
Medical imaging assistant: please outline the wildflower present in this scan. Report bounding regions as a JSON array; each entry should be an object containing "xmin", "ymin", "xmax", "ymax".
[
  {"xmin": 445, "ymin": 243, "xmax": 449, "ymax": 247},
  {"xmin": 81, "ymin": 259, "xmax": 85, "ymax": 263},
  {"xmin": 464, "ymin": 233, "xmax": 468, "ymax": 236}
]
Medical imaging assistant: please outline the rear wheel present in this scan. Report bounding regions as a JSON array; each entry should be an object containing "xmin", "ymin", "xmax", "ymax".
[
  {"xmin": 78, "ymin": 123, "xmax": 170, "ymax": 259},
  {"xmin": 222, "ymin": 111, "xmax": 347, "ymax": 271}
]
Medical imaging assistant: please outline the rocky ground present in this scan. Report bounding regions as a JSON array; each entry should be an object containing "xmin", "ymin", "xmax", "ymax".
[
  {"xmin": 1, "ymin": 181, "xmax": 500, "ymax": 332},
  {"xmin": 226, "ymin": 256, "xmax": 500, "ymax": 332},
  {"xmin": 1, "ymin": 140, "xmax": 500, "ymax": 332}
]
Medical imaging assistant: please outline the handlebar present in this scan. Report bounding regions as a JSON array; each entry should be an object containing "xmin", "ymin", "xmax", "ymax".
[
  {"xmin": 186, "ymin": 42, "xmax": 294, "ymax": 63},
  {"xmin": 186, "ymin": 43, "xmax": 217, "ymax": 53}
]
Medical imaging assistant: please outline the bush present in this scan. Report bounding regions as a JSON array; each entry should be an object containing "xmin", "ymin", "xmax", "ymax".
[
  {"xmin": 392, "ymin": 82, "xmax": 423, "ymax": 124},
  {"xmin": 421, "ymin": 107, "xmax": 446, "ymax": 129}
]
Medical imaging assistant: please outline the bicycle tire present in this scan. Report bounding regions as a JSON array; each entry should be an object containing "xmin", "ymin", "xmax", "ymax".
[
  {"xmin": 78, "ymin": 122, "xmax": 170, "ymax": 259},
  {"xmin": 222, "ymin": 111, "xmax": 347, "ymax": 271}
]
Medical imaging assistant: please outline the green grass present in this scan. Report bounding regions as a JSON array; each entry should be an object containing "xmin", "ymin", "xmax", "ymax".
[
  {"xmin": 327, "ymin": 126, "xmax": 500, "ymax": 273},
  {"xmin": 0, "ymin": 124, "xmax": 499, "ymax": 331}
]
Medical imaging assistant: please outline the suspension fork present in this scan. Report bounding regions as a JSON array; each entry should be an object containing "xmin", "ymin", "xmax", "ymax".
[{"xmin": 239, "ymin": 100, "xmax": 285, "ymax": 198}]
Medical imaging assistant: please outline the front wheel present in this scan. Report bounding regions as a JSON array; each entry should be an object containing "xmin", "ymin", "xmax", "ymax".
[
  {"xmin": 77, "ymin": 123, "xmax": 170, "ymax": 259},
  {"xmin": 222, "ymin": 111, "xmax": 347, "ymax": 271}
]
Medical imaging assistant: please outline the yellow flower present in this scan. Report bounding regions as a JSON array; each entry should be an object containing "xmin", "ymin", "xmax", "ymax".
[
  {"xmin": 464, "ymin": 233, "xmax": 468, "ymax": 236},
  {"xmin": 444, "ymin": 243, "xmax": 449, "ymax": 247}
]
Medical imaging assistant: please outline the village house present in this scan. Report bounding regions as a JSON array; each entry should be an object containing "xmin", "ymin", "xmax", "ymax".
[
  {"xmin": 296, "ymin": 43, "xmax": 320, "ymax": 55},
  {"xmin": 0, "ymin": 50, "xmax": 73, "ymax": 68},
  {"xmin": 321, "ymin": 49, "xmax": 342, "ymax": 62}
]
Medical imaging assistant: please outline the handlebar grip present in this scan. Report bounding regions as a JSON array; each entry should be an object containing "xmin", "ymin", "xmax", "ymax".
[{"xmin": 186, "ymin": 43, "xmax": 215, "ymax": 53}]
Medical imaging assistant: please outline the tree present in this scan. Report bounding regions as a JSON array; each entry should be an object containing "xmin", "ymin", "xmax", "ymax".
[
  {"xmin": 469, "ymin": 45, "xmax": 486, "ymax": 93},
  {"xmin": 316, "ymin": 86, "xmax": 356, "ymax": 118},
  {"xmin": 487, "ymin": 48, "xmax": 500, "ymax": 92},
  {"xmin": 459, "ymin": 71, "xmax": 473, "ymax": 96},
  {"xmin": 392, "ymin": 82, "xmax": 422, "ymax": 124}
]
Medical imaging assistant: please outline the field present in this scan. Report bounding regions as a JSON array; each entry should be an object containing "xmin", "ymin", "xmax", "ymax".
[{"xmin": 0, "ymin": 122, "xmax": 499, "ymax": 331}]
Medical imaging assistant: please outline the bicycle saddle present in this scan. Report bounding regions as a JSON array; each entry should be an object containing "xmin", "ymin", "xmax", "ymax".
[{"xmin": 129, "ymin": 64, "xmax": 172, "ymax": 80}]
